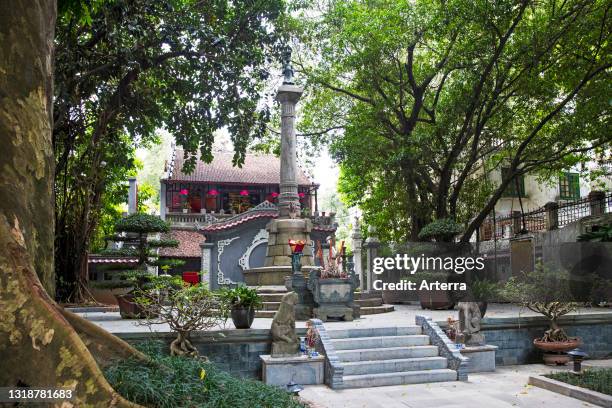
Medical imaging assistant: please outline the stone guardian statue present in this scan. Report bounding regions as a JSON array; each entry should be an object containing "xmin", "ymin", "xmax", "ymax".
[
  {"xmin": 456, "ymin": 301, "xmax": 485, "ymax": 346},
  {"xmin": 271, "ymin": 291, "xmax": 300, "ymax": 357}
]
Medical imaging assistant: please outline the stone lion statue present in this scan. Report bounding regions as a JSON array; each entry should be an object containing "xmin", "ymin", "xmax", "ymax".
[{"xmin": 271, "ymin": 291, "xmax": 300, "ymax": 357}]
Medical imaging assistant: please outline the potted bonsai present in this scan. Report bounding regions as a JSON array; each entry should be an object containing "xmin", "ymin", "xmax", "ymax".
[
  {"xmin": 220, "ymin": 285, "xmax": 262, "ymax": 329},
  {"xmin": 97, "ymin": 213, "xmax": 183, "ymax": 318},
  {"xmin": 135, "ymin": 276, "xmax": 224, "ymax": 356},
  {"xmin": 501, "ymin": 263, "xmax": 581, "ymax": 365}
]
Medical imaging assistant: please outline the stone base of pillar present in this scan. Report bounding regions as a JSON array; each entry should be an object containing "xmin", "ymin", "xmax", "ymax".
[
  {"xmin": 285, "ymin": 273, "xmax": 315, "ymax": 320},
  {"xmin": 264, "ymin": 218, "xmax": 314, "ymax": 267}
]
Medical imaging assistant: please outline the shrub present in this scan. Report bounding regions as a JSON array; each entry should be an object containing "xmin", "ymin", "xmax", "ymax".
[
  {"xmin": 104, "ymin": 342, "xmax": 307, "ymax": 408},
  {"xmin": 545, "ymin": 369, "xmax": 612, "ymax": 396},
  {"xmin": 418, "ymin": 218, "xmax": 462, "ymax": 242}
]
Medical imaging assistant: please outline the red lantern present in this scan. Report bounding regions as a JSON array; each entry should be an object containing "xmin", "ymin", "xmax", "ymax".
[
  {"xmin": 208, "ymin": 189, "xmax": 219, "ymax": 196},
  {"xmin": 271, "ymin": 192, "xmax": 279, "ymax": 198},
  {"xmin": 239, "ymin": 190, "xmax": 249, "ymax": 196},
  {"xmin": 298, "ymin": 192, "xmax": 305, "ymax": 198}
]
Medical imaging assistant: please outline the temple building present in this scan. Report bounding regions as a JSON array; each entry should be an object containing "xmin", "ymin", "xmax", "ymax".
[
  {"xmin": 157, "ymin": 147, "xmax": 337, "ymax": 288},
  {"xmin": 160, "ymin": 148, "xmax": 318, "ymax": 220}
]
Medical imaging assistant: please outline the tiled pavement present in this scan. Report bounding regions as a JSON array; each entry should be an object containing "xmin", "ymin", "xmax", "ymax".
[{"xmin": 301, "ymin": 362, "xmax": 608, "ymax": 408}]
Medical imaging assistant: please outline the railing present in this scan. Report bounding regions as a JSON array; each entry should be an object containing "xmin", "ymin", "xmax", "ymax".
[
  {"xmin": 165, "ymin": 212, "xmax": 223, "ymax": 227},
  {"xmin": 479, "ymin": 191, "xmax": 611, "ymax": 241}
]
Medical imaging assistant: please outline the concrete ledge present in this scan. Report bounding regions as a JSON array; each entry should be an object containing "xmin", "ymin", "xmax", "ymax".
[
  {"xmin": 261, "ymin": 354, "xmax": 324, "ymax": 386},
  {"xmin": 528, "ymin": 375, "xmax": 612, "ymax": 408},
  {"xmin": 460, "ymin": 345, "xmax": 497, "ymax": 373}
]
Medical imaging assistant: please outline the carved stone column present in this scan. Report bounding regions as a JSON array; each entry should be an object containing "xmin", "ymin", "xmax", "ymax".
[
  {"xmin": 276, "ymin": 84, "xmax": 303, "ymax": 218},
  {"xmin": 364, "ymin": 225, "xmax": 380, "ymax": 292},
  {"xmin": 351, "ymin": 217, "xmax": 364, "ymax": 291}
]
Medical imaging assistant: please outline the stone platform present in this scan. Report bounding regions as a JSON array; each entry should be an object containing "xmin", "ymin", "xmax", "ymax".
[
  {"xmin": 243, "ymin": 266, "xmax": 319, "ymax": 286},
  {"xmin": 260, "ymin": 354, "xmax": 324, "ymax": 386},
  {"xmin": 460, "ymin": 344, "xmax": 498, "ymax": 373}
]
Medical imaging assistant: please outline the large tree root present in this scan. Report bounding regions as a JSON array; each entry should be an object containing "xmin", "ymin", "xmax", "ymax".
[{"xmin": 0, "ymin": 216, "xmax": 145, "ymax": 407}]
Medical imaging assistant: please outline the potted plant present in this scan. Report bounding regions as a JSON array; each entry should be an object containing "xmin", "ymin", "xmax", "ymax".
[
  {"xmin": 501, "ymin": 263, "xmax": 581, "ymax": 365},
  {"xmin": 417, "ymin": 271, "xmax": 456, "ymax": 310},
  {"xmin": 219, "ymin": 285, "xmax": 262, "ymax": 329},
  {"xmin": 470, "ymin": 278, "xmax": 500, "ymax": 317}
]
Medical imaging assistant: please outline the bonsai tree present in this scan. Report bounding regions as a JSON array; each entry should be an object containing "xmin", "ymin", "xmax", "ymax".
[
  {"xmin": 135, "ymin": 276, "xmax": 224, "ymax": 357},
  {"xmin": 418, "ymin": 218, "xmax": 463, "ymax": 242},
  {"xmin": 501, "ymin": 263, "xmax": 580, "ymax": 343},
  {"xmin": 93, "ymin": 213, "xmax": 184, "ymax": 316}
]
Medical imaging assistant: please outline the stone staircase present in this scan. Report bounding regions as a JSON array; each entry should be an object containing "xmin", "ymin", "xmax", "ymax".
[
  {"xmin": 253, "ymin": 286, "xmax": 394, "ymax": 318},
  {"xmin": 325, "ymin": 326, "xmax": 458, "ymax": 388}
]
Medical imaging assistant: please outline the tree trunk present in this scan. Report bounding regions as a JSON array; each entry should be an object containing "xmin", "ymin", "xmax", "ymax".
[{"xmin": 0, "ymin": 2, "xmax": 145, "ymax": 405}]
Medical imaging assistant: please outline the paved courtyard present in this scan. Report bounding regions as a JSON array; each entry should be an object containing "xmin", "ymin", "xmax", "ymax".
[
  {"xmin": 301, "ymin": 362, "xmax": 611, "ymax": 408},
  {"xmin": 80, "ymin": 303, "xmax": 612, "ymax": 333}
]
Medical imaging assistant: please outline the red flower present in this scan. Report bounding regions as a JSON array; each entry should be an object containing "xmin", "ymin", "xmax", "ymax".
[
  {"xmin": 239, "ymin": 190, "xmax": 249, "ymax": 196},
  {"xmin": 208, "ymin": 189, "xmax": 219, "ymax": 196},
  {"xmin": 298, "ymin": 192, "xmax": 305, "ymax": 198},
  {"xmin": 271, "ymin": 192, "xmax": 279, "ymax": 198},
  {"xmin": 179, "ymin": 189, "xmax": 189, "ymax": 195}
]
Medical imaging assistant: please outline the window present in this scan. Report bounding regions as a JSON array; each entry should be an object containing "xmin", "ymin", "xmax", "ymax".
[
  {"xmin": 501, "ymin": 167, "xmax": 526, "ymax": 198},
  {"xmin": 559, "ymin": 172, "xmax": 580, "ymax": 200}
]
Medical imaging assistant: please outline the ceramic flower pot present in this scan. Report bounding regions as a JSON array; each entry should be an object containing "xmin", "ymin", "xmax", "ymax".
[{"xmin": 231, "ymin": 306, "xmax": 255, "ymax": 329}]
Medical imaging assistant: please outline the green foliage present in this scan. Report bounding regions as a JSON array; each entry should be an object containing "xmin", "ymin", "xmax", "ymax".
[
  {"xmin": 578, "ymin": 224, "xmax": 612, "ymax": 242},
  {"xmin": 470, "ymin": 279, "xmax": 500, "ymax": 302},
  {"xmin": 417, "ymin": 219, "xmax": 463, "ymax": 242},
  {"xmin": 219, "ymin": 285, "xmax": 263, "ymax": 309},
  {"xmin": 54, "ymin": 0, "xmax": 287, "ymax": 301},
  {"xmin": 104, "ymin": 341, "xmax": 307, "ymax": 408},
  {"xmin": 500, "ymin": 263, "xmax": 579, "ymax": 341},
  {"xmin": 115, "ymin": 213, "xmax": 170, "ymax": 233},
  {"xmin": 545, "ymin": 369, "xmax": 612, "ymax": 396},
  {"xmin": 148, "ymin": 239, "xmax": 180, "ymax": 248},
  {"xmin": 293, "ymin": 0, "xmax": 611, "ymax": 241}
]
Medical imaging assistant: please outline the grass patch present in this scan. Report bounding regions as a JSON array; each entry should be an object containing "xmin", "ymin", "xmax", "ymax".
[
  {"xmin": 104, "ymin": 341, "xmax": 307, "ymax": 408},
  {"xmin": 545, "ymin": 368, "xmax": 612, "ymax": 396}
]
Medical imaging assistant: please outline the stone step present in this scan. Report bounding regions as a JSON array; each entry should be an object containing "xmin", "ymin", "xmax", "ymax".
[
  {"xmin": 261, "ymin": 301, "xmax": 281, "ymax": 311},
  {"xmin": 327, "ymin": 326, "xmax": 421, "ymax": 339},
  {"xmin": 331, "ymin": 335, "xmax": 430, "ymax": 350},
  {"xmin": 255, "ymin": 310, "xmax": 276, "ymax": 318},
  {"xmin": 355, "ymin": 298, "xmax": 383, "ymax": 307},
  {"xmin": 353, "ymin": 291, "xmax": 382, "ymax": 300},
  {"xmin": 253, "ymin": 286, "xmax": 287, "ymax": 293},
  {"xmin": 259, "ymin": 293, "xmax": 285, "ymax": 302},
  {"xmin": 341, "ymin": 369, "xmax": 457, "ymax": 389},
  {"xmin": 341, "ymin": 357, "xmax": 448, "ymax": 376},
  {"xmin": 337, "ymin": 345, "xmax": 439, "ymax": 362},
  {"xmin": 360, "ymin": 305, "xmax": 394, "ymax": 315}
]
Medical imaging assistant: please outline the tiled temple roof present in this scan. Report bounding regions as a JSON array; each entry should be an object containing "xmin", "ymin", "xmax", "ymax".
[
  {"xmin": 165, "ymin": 149, "xmax": 313, "ymax": 186},
  {"xmin": 159, "ymin": 230, "xmax": 204, "ymax": 258}
]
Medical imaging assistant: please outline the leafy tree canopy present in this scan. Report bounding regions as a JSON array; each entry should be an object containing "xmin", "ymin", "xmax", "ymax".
[
  {"xmin": 292, "ymin": 0, "xmax": 611, "ymax": 242},
  {"xmin": 54, "ymin": 0, "xmax": 287, "ymax": 301}
]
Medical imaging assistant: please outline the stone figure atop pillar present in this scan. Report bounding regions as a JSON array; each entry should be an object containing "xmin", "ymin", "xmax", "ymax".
[{"xmin": 276, "ymin": 45, "xmax": 303, "ymax": 219}]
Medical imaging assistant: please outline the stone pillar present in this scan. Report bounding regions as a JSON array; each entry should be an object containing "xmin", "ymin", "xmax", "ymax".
[
  {"xmin": 512, "ymin": 210, "xmax": 521, "ymax": 235},
  {"xmin": 364, "ymin": 225, "xmax": 380, "ymax": 292},
  {"xmin": 351, "ymin": 218, "xmax": 364, "ymax": 291},
  {"xmin": 128, "ymin": 177, "xmax": 138, "ymax": 214},
  {"xmin": 588, "ymin": 190, "xmax": 606, "ymax": 216},
  {"xmin": 201, "ymin": 242, "xmax": 214, "ymax": 287},
  {"xmin": 276, "ymin": 84, "xmax": 303, "ymax": 218},
  {"xmin": 160, "ymin": 182, "xmax": 167, "ymax": 220},
  {"xmin": 544, "ymin": 201, "xmax": 558, "ymax": 230}
]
